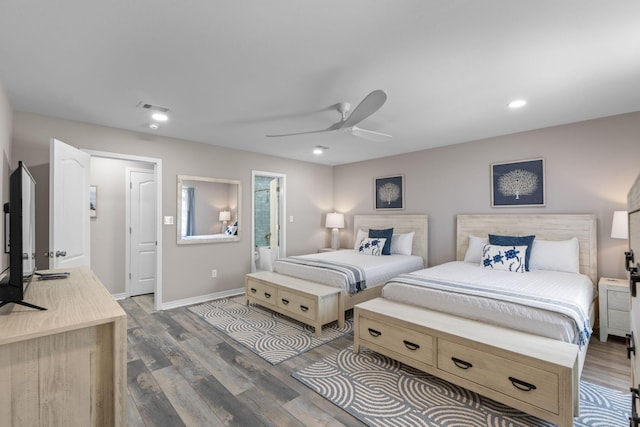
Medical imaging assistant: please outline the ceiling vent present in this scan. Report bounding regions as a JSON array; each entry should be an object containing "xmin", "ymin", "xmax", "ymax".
[{"xmin": 137, "ymin": 102, "xmax": 170, "ymax": 113}]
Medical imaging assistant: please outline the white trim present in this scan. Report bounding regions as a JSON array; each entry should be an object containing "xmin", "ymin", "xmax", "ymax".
[
  {"xmin": 160, "ymin": 288, "xmax": 244, "ymax": 310},
  {"xmin": 111, "ymin": 292, "xmax": 128, "ymax": 300},
  {"xmin": 83, "ymin": 149, "xmax": 164, "ymax": 311}
]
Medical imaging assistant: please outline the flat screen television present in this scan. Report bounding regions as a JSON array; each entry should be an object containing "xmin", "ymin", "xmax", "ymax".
[{"xmin": 0, "ymin": 161, "xmax": 44, "ymax": 310}]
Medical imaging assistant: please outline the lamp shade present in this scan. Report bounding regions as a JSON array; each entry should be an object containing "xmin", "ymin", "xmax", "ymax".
[
  {"xmin": 325, "ymin": 212, "xmax": 345, "ymax": 229},
  {"xmin": 611, "ymin": 211, "xmax": 628, "ymax": 239},
  {"xmin": 219, "ymin": 210, "xmax": 231, "ymax": 222}
]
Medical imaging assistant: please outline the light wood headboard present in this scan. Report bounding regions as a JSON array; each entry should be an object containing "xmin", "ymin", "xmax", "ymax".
[
  {"xmin": 456, "ymin": 214, "xmax": 598, "ymax": 284},
  {"xmin": 353, "ymin": 214, "xmax": 428, "ymax": 267}
]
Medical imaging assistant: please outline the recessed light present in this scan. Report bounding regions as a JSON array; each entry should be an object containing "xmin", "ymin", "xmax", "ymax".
[
  {"xmin": 508, "ymin": 99, "xmax": 527, "ymax": 109},
  {"xmin": 149, "ymin": 123, "xmax": 159, "ymax": 130},
  {"xmin": 313, "ymin": 146, "xmax": 328, "ymax": 155},
  {"xmin": 152, "ymin": 112, "xmax": 168, "ymax": 122}
]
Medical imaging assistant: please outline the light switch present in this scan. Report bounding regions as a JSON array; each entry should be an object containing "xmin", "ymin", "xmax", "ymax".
[{"xmin": 164, "ymin": 216, "xmax": 174, "ymax": 225}]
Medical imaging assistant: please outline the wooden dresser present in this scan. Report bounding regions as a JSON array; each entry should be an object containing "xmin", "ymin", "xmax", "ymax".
[{"xmin": 0, "ymin": 267, "xmax": 126, "ymax": 427}]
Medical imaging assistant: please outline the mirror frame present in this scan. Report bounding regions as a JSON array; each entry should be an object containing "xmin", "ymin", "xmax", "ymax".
[{"xmin": 176, "ymin": 175, "xmax": 241, "ymax": 245}]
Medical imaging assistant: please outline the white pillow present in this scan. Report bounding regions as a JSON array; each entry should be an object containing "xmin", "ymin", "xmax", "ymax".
[
  {"xmin": 357, "ymin": 237, "xmax": 387, "ymax": 256},
  {"xmin": 390, "ymin": 232, "xmax": 415, "ymax": 255},
  {"xmin": 529, "ymin": 237, "xmax": 580, "ymax": 273},
  {"xmin": 354, "ymin": 228, "xmax": 368, "ymax": 250},
  {"xmin": 481, "ymin": 244, "xmax": 527, "ymax": 273},
  {"xmin": 464, "ymin": 235, "xmax": 488, "ymax": 263}
]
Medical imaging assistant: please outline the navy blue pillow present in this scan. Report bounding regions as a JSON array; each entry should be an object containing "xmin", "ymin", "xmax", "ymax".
[
  {"xmin": 488, "ymin": 234, "xmax": 535, "ymax": 271},
  {"xmin": 368, "ymin": 228, "xmax": 394, "ymax": 255}
]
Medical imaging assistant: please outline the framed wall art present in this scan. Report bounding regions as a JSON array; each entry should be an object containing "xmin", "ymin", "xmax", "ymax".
[
  {"xmin": 375, "ymin": 175, "xmax": 404, "ymax": 210},
  {"xmin": 491, "ymin": 158, "xmax": 545, "ymax": 207},
  {"xmin": 90, "ymin": 185, "xmax": 97, "ymax": 218}
]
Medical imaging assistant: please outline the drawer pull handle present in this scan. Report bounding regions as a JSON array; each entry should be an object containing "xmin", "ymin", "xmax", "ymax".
[
  {"xmin": 264, "ymin": 292, "xmax": 272, "ymax": 299},
  {"xmin": 451, "ymin": 357, "xmax": 473, "ymax": 370},
  {"xmin": 368, "ymin": 328, "xmax": 382, "ymax": 337},
  {"xmin": 300, "ymin": 305, "xmax": 309, "ymax": 312},
  {"xmin": 631, "ymin": 385, "xmax": 640, "ymax": 426},
  {"xmin": 509, "ymin": 377, "xmax": 537, "ymax": 392},
  {"xmin": 403, "ymin": 340, "xmax": 420, "ymax": 351},
  {"xmin": 250, "ymin": 288, "xmax": 257, "ymax": 294},
  {"xmin": 281, "ymin": 298, "xmax": 290, "ymax": 305}
]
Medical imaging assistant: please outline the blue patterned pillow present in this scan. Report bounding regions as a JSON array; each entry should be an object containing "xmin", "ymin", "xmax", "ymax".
[
  {"xmin": 488, "ymin": 234, "xmax": 535, "ymax": 271},
  {"xmin": 368, "ymin": 228, "xmax": 393, "ymax": 255},
  {"xmin": 482, "ymin": 244, "xmax": 527, "ymax": 273},
  {"xmin": 358, "ymin": 238, "xmax": 387, "ymax": 256}
]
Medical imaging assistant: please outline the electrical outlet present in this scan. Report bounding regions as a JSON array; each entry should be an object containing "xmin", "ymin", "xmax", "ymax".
[{"xmin": 211, "ymin": 269, "xmax": 217, "ymax": 278}]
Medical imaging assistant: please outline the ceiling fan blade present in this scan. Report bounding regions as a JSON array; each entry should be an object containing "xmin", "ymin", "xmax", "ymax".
[
  {"xmin": 351, "ymin": 126, "xmax": 392, "ymax": 142},
  {"xmin": 266, "ymin": 121, "xmax": 342, "ymax": 138},
  {"xmin": 341, "ymin": 90, "xmax": 387, "ymax": 128}
]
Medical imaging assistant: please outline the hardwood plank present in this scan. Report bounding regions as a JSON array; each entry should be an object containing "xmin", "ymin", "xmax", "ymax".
[
  {"xmin": 122, "ymin": 294, "xmax": 630, "ymax": 427},
  {"xmin": 127, "ymin": 358, "xmax": 186, "ymax": 427}
]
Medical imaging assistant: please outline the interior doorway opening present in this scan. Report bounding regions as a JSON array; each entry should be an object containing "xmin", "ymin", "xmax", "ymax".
[{"xmin": 251, "ymin": 171, "xmax": 286, "ymax": 272}]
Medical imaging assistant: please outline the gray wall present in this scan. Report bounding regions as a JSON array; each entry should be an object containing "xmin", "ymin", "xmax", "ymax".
[
  {"xmin": 11, "ymin": 112, "xmax": 334, "ymax": 303},
  {"xmin": 334, "ymin": 112, "xmax": 640, "ymax": 280},
  {"xmin": 0, "ymin": 82, "xmax": 12, "ymax": 272}
]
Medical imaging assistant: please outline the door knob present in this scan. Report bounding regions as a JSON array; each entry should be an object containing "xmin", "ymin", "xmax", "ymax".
[{"xmin": 55, "ymin": 250, "xmax": 67, "ymax": 257}]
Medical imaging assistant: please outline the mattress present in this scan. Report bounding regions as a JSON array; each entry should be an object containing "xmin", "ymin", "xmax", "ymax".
[
  {"xmin": 272, "ymin": 250, "xmax": 424, "ymax": 294},
  {"xmin": 382, "ymin": 261, "xmax": 595, "ymax": 345}
]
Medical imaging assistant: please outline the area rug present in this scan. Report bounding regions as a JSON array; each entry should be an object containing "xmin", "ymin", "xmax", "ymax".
[
  {"xmin": 188, "ymin": 297, "xmax": 352, "ymax": 365},
  {"xmin": 293, "ymin": 346, "xmax": 630, "ymax": 427}
]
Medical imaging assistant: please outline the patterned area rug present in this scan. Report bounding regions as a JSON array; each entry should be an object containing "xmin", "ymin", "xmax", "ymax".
[
  {"xmin": 188, "ymin": 297, "xmax": 352, "ymax": 365},
  {"xmin": 293, "ymin": 346, "xmax": 630, "ymax": 427}
]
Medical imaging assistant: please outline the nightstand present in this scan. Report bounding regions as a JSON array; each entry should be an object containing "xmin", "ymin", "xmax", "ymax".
[{"xmin": 598, "ymin": 277, "xmax": 630, "ymax": 342}]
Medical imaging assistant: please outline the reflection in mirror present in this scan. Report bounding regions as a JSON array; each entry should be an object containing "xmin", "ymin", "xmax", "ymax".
[{"xmin": 177, "ymin": 175, "xmax": 241, "ymax": 244}]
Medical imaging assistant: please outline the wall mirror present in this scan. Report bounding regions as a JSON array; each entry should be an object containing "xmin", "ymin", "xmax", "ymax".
[{"xmin": 176, "ymin": 175, "xmax": 241, "ymax": 244}]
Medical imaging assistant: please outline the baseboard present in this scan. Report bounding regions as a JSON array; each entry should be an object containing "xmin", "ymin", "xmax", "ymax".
[
  {"xmin": 160, "ymin": 287, "xmax": 244, "ymax": 310},
  {"xmin": 111, "ymin": 292, "xmax": 128, "ymax": 300}
]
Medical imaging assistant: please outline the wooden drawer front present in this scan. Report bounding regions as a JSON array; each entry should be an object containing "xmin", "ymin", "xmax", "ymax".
[
  {"xmin": 609, "ymin": 309, "xmax": 629, "ymax": 331},
  {"xmin": 247, "ymin": 281, "xmax": 277, "ymax": 306},
  {"xmin": 359, "ymin": 316, "xmax": 433, "ymax": 366},
  {"xmin": 278, "ymin": 289, "xmax": 316, "ymax": 320},
  {"xmin": 608, "ymin": 290, "xmax": 629, "ymax": 311},
  {"xmin": 438, "ymin": 339, "xmax": 559, "ymax": 414}
]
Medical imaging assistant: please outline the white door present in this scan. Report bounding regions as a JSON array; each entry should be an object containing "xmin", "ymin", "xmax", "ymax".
[
  {"xmin": 127, "ymin": 169, "xmax": 157, "ymax": 296},
  {"xmin": 49, "ymin": 138, "xmax": 91, "ymax": 269}
]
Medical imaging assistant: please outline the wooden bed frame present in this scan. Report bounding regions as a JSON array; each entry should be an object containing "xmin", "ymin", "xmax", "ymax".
[
  {"xmin": 245, "ymin": 214, "xmax": 428, "ymax": 335},
  {"xmin": 354, "ymin": 213, "xmax": 597, "ymax": 427}
]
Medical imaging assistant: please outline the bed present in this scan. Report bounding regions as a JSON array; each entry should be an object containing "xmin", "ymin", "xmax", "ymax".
[
  {"xmin": 354, "ymin": 214, "xmax": 597, "ymax": 427},
  {"xmin": 245, "ymin": 214, "xmax": 428, "ymax": 335}
]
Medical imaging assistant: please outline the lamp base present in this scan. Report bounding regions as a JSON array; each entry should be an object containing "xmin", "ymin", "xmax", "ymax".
[{"xmin": 331, "ymin": 228, "xmax": 340, "ymax": 250}]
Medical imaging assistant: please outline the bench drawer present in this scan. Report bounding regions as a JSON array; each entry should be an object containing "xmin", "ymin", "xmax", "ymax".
[
  {"xmin": 358, "ymin": 316, "xmax": 433, "ymax": 366},
  {"xmin": 438, "ymin": 339, "xmax": 559, "ymax": 414},
  {"xmin": 278, "ymin": 289, "xmax": 316, "ymax": 320},
  {"xmin": 246, "ymin": 280, "xmax": 277, "ymax": 307}
]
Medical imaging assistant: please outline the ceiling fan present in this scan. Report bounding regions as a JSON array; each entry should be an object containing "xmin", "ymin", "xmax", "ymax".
[{"xmin": 265, "ymin": 90, "xmax": 391, "ymax": 142}]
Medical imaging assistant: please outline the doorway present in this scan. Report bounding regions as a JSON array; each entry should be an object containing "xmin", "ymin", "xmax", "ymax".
[
  {"xmin": 86, "ymin": 150, "xmax": 163, "ymax": 310},
  {"xmin": 251, "ymin": 171, "xmax": 286, "ymax": 272}
]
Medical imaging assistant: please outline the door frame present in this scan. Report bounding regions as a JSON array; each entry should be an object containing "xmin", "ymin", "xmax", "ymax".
[
  {"xmin": 84, "ymin": 150, "xmax": 163, "ymax": 310},
  {"xmin": 251, "ymin": 170, "xmax": 286, "ymax": 272}
]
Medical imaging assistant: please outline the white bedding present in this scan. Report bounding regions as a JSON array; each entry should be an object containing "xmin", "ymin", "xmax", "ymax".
[
  {"xmin": 382, "ymin": 261, "xmax": 595, "ymax": 344},
  {"xmin": 272, "ymin": 250, "xmax": 424, "ymax": 294}
]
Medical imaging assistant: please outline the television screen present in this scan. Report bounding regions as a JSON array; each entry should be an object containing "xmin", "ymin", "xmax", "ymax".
[{"xmin": 0, "ymin": 161, "xmax": 42, "ymax": 310}]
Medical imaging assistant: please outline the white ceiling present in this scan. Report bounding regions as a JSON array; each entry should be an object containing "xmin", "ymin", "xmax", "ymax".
[{"xmin": 1, "ymin": 1, "xmax": 639, "ymax": 166}]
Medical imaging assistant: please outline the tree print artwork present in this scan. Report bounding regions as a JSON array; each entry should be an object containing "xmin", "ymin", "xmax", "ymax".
[
  {"xmin": 378, "ymin": 182, "xmax": 400, "ymax": 205},
  {"xmin": 375, "ymin": 175, "xmax": 404, "ymax": 209},
  {"xmin": 498, "ymin": 169, "xmax": 538, "ymax": 200},
  {"xmin": 491, "ymin": 159, "xmax": 544, "ymax": 207}
]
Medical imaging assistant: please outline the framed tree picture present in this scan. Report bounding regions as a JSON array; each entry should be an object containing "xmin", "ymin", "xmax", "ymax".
[
  {"xmin": 90, "ymin": 185, "xmax": 97, "ymax": 218},
  {"xmin": 375, "ymin": 175, "xmax": 404, "ymax": 210},
  {"xmin": 491, "ymin": 158, "xmax": 545, "ymax": 207}
]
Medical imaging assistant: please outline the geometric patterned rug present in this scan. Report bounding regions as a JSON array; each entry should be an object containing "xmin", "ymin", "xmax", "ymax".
[
  {"xmin": 293, "ymin": 346, "xmax": 631, "ymax": 427},
  {"xmin": 188, "ymin": 296, "xmax": 352, "ymax": 365}
]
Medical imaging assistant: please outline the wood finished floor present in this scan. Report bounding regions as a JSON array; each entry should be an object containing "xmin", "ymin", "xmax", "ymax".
[{"xmin": 122, "ymin": 294, "xmax": 631, "ymax": 427}]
